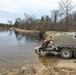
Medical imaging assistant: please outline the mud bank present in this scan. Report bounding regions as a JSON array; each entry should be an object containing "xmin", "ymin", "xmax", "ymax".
[{"xmin": 0, "ymin": 64, "xmax": 76, "ymax": 75}]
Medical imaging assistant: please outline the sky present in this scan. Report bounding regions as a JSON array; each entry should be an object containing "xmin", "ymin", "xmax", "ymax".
[{"xmin": 0, "ymin": 0, "xmax": 75, "ymax": 24}]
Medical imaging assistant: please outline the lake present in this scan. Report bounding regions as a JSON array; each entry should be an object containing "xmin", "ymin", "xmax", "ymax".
[{"xmin": 0, "ymin": 29, "xmax": 58, "ymax": 69}]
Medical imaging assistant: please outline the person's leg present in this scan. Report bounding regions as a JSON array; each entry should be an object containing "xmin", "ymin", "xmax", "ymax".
[{"xmin": 42, "ymin": 41, "xmax": 50, "ymax": 49}]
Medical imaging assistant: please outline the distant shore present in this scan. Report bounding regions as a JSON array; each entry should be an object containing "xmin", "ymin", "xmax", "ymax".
[
  {"xmin": 0, "ymin": 26, "xmax": 57, "ymax": 38},
  {"xmin": 10, "ymin": 27, "xmax": 39, "ymax": 34},
  {"xmin": 1, "ymin": 27, "xmax": 75, "ymax": 38},
  {"xmin": 10, "ymin": 27, "xmax": 57, "ymax": 37}
]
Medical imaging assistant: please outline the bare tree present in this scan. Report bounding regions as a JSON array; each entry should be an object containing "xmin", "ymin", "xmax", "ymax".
[
  {"xmin": 14, "ymin": 18, "xmax": 22, "ymax": 28},
  {"xmin": 51, "ymin": 10, "xmax": 59, "ymax": 24},
  {"xmin": 58, "ymin": 0, "xmax": 74, "ymax": 31},
  {"xmin": 51, "ymin": 10, "xmax": 59, "ymax": 30},
  {"xmin": 8, "ymin": 20, "xmax": 12, "ymax": 25}
]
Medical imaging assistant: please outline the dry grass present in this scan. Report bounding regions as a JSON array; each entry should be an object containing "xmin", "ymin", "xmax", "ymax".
[
  {"xmin": 10, "ymin": 27, "xmax": 39, "ymax": 34},
  {"xmin": 0, "ymin": 65, "xmax": 76, "ymax": 75}
]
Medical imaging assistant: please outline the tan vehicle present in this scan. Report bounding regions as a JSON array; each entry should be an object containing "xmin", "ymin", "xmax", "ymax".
[{"xmin": 35, "ymin": 33, "xmax": 76, "ymax": 59}]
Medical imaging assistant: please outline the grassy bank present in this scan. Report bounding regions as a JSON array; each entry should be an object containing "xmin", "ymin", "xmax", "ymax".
[
  {"xmin": 10, "ymin": 27, "xmax": 39, "ymax": 34},
  {"xmin": 10, "ymin": 27, "xmax": 58, "ymax": 38},
  {"xmin": 2, "ymin": 27, "xmax": 72, "ymax": 38}
]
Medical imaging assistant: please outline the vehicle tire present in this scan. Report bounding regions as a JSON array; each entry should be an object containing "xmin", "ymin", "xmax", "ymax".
[
  {"xmin": 60, "ymin": 48, "xmax": 72, "ymax": 59},
  {"xmin": 74, "ymin": 50, "xmax": 76, "ymax": 58}
]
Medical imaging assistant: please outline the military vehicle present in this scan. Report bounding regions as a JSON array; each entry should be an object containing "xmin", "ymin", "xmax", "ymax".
[{"xmin": 35, "ymin": 33, "xmax": 76, "ymax": 59}]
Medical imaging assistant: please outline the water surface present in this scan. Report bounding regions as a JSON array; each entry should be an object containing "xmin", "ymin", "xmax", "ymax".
[{"xmin": 0, "ymin": 29, "xmax": 59, "ymax": 69}]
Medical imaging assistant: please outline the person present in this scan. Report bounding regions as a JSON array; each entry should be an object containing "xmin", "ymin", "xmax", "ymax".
[{"xmin": 41, "ymin": 35, "xmax": 54, "ymax": 49}]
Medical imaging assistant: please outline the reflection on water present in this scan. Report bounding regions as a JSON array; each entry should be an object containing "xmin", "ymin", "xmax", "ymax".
[
  {"xmin": 14, "ymin": 31, "xmax": 38, "ymax": 42},
  {"xmin": 0, "ymin": 29, "xmax": 59, "ymax": 69},
  {"xmin": 0, "ymin": 29, "xmax": 41, "ymax": 69}
]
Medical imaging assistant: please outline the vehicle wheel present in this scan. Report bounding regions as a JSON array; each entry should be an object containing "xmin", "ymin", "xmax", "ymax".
[
  {"xmin": 74, "ymin": 51, "xmax": 76, "ymax": 58},
  {"xmin": 60, "ymin": 48, "xmax": 72, "ymax": 59}
]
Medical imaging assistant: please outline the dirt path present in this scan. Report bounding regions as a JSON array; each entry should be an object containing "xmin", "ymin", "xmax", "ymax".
[{"xmin": 56, "ymin": 58, "xmax": 76, "ymax": 68}]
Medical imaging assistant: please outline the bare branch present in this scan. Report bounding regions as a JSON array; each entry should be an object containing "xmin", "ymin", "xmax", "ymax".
[{"xmin": 58, "ymin": 0, "xmax": 75, "ymax": 31}]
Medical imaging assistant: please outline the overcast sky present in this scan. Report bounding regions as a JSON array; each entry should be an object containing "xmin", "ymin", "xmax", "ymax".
[{"xmin": 0, "ymin": 0, "xmax": 75, "ymax": 24}]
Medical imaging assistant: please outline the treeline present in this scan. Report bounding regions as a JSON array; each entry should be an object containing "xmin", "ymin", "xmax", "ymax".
[
  {"xmin": 0, "ymin": 0, "xmax": 76, "ymax": 32},
  {"xmin": 14, "ymin": 11, "xmax": 76, "ymax": 32},
  {"xmin": 14, "ymin": 0, "xmax": 76, "ymax": 32},
  {"xmin": 0, "ymin": 23, "xmax": 10, "ymax": 27},
  {"xmin": 0, "ymin": 23, "xmax": 13, "ymax": 28},
  {"xmin": 14, "ymin": 15, "xmax": 52, "ymax": 32}
]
